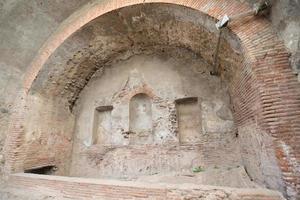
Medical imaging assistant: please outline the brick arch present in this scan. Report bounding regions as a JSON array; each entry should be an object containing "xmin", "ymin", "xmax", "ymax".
[{"xmin": 5, "ymin": 0, "xmax": 300, "ymax": 198}]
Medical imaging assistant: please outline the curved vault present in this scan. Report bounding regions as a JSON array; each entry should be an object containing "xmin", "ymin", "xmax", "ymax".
[
  {"xmin": 30, "ymin": 3, "xmax": 242, "ymax": 108},
  {"xmin": 4, "ymin": 0, "xmax": 300, "ymax": 199}
]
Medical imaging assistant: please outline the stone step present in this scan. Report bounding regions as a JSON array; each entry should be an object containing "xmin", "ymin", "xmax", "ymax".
[{"xmin": 0, "ymin": 173, "xmax": 286, "ymax": 200}]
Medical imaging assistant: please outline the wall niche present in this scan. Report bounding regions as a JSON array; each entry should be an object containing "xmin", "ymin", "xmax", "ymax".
[
  {"xmin": 70, "ymin": 54, "xmax": 239, "ymax": 180},
  {"xmin": 92, "ymin": 105, "xmax": 113, "ymax": 145},
  {"xmin": 129, "ymin": 93, "xmax": 153, "ymax": 144},
  {"xmin": 175, "ymin": 97, "xmax": 201, "ymax": 144}
]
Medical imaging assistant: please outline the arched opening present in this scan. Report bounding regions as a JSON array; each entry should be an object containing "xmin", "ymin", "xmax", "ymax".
[{"xmin": 4, "ymin": 1, "xmax": 300, "ymax": 198}]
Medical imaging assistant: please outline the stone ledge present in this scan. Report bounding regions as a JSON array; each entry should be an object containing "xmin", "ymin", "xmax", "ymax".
[{"xmin": 4, "ymin": 173, "xmax": 286, "ymax": 200}]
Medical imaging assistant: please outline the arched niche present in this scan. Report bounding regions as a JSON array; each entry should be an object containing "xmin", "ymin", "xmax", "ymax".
[{"xmin": 129, "ymin": 93, "xmax": 152, "ymax": 144}]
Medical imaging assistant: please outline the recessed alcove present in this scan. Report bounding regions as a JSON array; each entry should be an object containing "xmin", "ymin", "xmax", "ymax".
[
  {"xmin": 92, "ymin": 105, "xmax": 113, "ymax": 145},
  {"xmin": 129, "ymin": 93, "xmax": 153, "ymax": 144},
  {"xmin": 9, "ymin": 2, "xmax": 290, "ymax": 198},
  {"xmin": 175, "ymin": 97, "xmax": 201, "ymax": 144},
  {"xmin": 24, "ymin": 5, "xmax": 260, "ymax": 185},
  {"xmin": 68, "ymin": 52, "xmax": 242, "ymax": 181}
]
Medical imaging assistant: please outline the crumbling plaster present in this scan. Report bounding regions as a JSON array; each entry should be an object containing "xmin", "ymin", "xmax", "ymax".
[
  {"xmin": 3, "ymin": 0, "xmax": 298, "ymax": 199},
  {"xmin": 70, "ymin": 51, "xmax": 238, "ymax": 180}
]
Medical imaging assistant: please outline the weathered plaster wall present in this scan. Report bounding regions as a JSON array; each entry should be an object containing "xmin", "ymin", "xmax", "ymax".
[{"xmin": 70, "ymin": 51, "xmax": 239, "ymax": 180}]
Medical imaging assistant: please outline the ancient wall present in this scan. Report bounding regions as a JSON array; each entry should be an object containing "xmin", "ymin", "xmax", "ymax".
[
  {"xmin": 70, "ymin": 51, "xmax": 240, "ymax": 179},
  {"xmin": 0, "ymin": 0, "xmax": 299, "ymax": 180},
  {"xmin": 0, "ymin": 1, "xmax": 299, "ymax": 199},
  {"xmin": 269, "ymin": 0, "xmax": 300, "ymax": 79}
]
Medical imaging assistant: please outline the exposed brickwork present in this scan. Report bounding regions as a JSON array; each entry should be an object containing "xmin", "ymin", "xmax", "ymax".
[
  {"xmin": 7, "ymin": 173, "xmax": 285, "ymax": 200},
  {"xmin": 22, "ymin": 131, "xmax": 72, "ymax": 175},
  {"xmin": 230, "ymin": 17, "xmax": 300, "ymax": 199},
  {"xmin": 4, "ymin": 0, "xmax": 300, "ymax": 199},
  {"xmin": 3, "ymin": 91, "xmax": 28, "ymax": 174}
]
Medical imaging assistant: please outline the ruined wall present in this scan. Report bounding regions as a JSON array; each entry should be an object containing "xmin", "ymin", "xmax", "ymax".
[
  {"xmin": 3, "ymin": 1, "xmax": 297, "ymax": 199},
  {"xmin": 70, "ymin": 51, "xmax": 240, "ymax": 179},
  {"xmin": 1, "ymin": 0, "xmax": 299, "ymax": 179}
]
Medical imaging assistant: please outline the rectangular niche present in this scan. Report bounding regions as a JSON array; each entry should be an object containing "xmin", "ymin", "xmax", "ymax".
[
  {"xmin": 175, "ymin": 97, "xmax": 201, "ymax": 144},
  {"xmin": 92, "ymin": 105, "xmax": 113, "ymax": 145}
]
